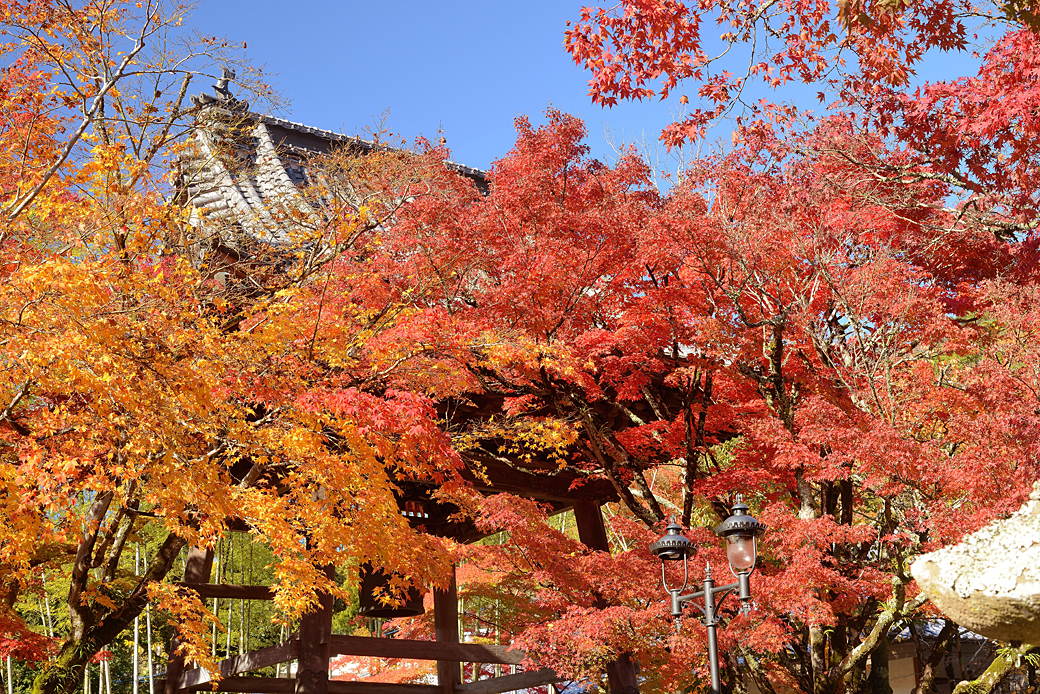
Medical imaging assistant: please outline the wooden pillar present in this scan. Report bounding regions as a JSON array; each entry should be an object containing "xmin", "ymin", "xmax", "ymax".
[
  {"xmin": 572, "ymin": 500, "xmax": 610, "ymax": 551},
  {"xmin": 572, "ymin": 501, "xmax": 640, "ymax": 694},
  {"xmin": 296, "ymin": 565, "xmax": 335, "ymax": 694},
  {"xmin": 164, "ymin": 547, "xmax": 214, "ymax": 694},
  {"xmin": 434, "ymin": 568, "xmax": 460, "ymax": 694}
]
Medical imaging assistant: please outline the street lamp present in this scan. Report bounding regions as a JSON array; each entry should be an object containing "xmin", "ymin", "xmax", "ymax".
[{"xmin": 650, "ymin": 498, "xmax": 766, "ymax": 694}]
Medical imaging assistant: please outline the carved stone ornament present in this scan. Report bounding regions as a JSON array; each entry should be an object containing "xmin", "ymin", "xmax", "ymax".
[{"xmin": 911, "ymin": 483, "xmax": 1040, "ymax": 643}]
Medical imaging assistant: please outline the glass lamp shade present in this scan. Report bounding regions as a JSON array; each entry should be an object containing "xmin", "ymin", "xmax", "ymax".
[
  {"xmin": 725, "ymin": 533, "xmax": 757, "ymax": 571},
  {"xmin": 715, "ymin": 497, "xmax": 766, "ymax": 574}
]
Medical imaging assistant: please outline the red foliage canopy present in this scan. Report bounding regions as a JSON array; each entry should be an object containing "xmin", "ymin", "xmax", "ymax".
[{"xmin": 356, "ymin": 107, "xmax": 1040, "ymax": 692}]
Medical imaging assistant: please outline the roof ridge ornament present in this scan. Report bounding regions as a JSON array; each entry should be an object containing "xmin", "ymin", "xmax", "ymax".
[
  {"xmin": 214, "ymin": 66, "xmax": 235, "ymax": 100},
  {"xmin": 190, "ymin": 66, "xmax": 248, "ymax": 112}
]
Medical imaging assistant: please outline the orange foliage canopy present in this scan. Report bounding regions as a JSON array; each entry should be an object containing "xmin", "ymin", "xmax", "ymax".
[{"xmin": 0, "ymin": 2, "xmax": 470, "ymax": 692}]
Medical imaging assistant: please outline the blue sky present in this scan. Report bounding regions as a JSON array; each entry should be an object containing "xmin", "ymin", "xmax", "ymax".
[{"xmin": 187, "ymin": 1, "xmax": 990, "ymax": 173}]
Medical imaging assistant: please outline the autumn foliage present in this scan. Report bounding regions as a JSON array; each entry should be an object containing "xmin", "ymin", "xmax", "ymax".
[
  {"xmin": 443, "ymin": 0, "xmax": 1040, "ymax": 687},
  {"xmin": 340, "ymin": 103, "xmax": 1039, "ymax": 693},
  {"xmin": 5, "ymin": 0, "xmax": 1040, "ymax": 694},
  {"xmin": 0, "ymin": 3, "xmax": 465, "ymax": 693},
  {"xmin": 563, "ymin": 0, "xmax": 1032, "ymax": 147}
]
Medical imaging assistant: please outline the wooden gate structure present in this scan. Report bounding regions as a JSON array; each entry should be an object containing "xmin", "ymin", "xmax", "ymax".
[
  {"xmin": 157, "ymin": 498, "xmax": 622, "ymax": 694},
  {"xmin": 158, "ymin": 78, "xmax": 641, "ymax": 694}
]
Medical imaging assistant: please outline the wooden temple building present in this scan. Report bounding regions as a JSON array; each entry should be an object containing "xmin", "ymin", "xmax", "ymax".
[{"xmin": 159, "ymin": 75, "xmax": 638, "ymax": 694}]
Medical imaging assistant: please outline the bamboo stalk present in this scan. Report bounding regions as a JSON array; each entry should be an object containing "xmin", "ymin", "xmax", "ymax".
[
  {"xmin": 212, "ymin": 540, "xmax": 221, "ymax": 657},
  {"xmin": 225, "ymin": 537, "xmax": 234, "ymax": 658},
  {"xmin": 146, "ymin": 599, "xmax": 155, "ymax": 694},
  {"xmin": 244, "ymin": 541, "xmax": 253, "ymax": 655},
  {"xmin": 43, "ymin": 575, "xmax": 54, "ymax": 639},
  {"xmin": 134, "ymin": 545, "xmax": 141, "ymax": 694},
  {"xmin": 37, "ymin": 597, "xmax": 48, "ymax": 644},
  {"xmin": 238, "ymin": 566, "xmax": 245, "ymax": 656},
  {"xmin": 278, "ymin": 625, "xmax": 287, "ymax": 678}
]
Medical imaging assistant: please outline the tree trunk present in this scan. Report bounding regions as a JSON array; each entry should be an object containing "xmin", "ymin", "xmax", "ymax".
[
  {"xmin": 910, "ymin": 620, "xmax": 955, "ymax": 694},
  {"xmin": 31, "ymin": 532, "xmax": 187, "ymax": 694},
  {"xmin": 951, "ymin": 644, "xmax": 1038, "ymax": 694},
  {"xmin": 810, "ymin": 626, "xmax": 829, "ymax": 694},
  {"xmin": 865, "ymin": 637, "xmax": 892, "ymax": 694},
  {"xmin": 31, "ymin": 638, "xmax": 102, "ymax": 694}
]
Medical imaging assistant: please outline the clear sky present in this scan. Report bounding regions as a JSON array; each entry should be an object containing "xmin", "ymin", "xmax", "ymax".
[{"xmin": 187, "ymin": 1, "xmax": 988, "ymax": 173}]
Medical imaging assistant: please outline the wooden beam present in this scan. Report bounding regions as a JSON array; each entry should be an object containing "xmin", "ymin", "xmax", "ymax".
[
  {"xmin": 572, "ymin": 502, "xmax": 641, "ymax": 694},
  {"xmin": 328, "ymin": 684, "xmax": 442, "ymax": 694},
  {"xmin": 462, "ymin": 456, "xmax": 618, "ymax": 503},
  {"xmin": 224, "ymin": 516, "xmax": 252, "ymax": 533},
  {"xmin": 327, "ymin": 636, "xmax": 524, "ymax": 665},
  {"xmin": 605, "ymin": 653, "xmax": 640, "ymax": 694},
  {"xmin": 186, "ymin": 677, "xmax": 293, "ymax": 693},
  {"xmin": 177, "ymin": 640, "xmax": 299, "ymax": 688},
  {"xmin": 175, "ymin": 583, "xmax": 275, "ymax": 600},
  {"xmin": 572, "ymin": 500, "xmax": 610, "ymax": 552},
  {"xmin": 433, "ymin": 570, "xmax": 460, "ymax": 694},
  {"xmin": 185, "ymin": 679, "xmax": 445, "ymax": 694},
  {"xmin": 454, "ymin": 669, "xmax": 561, "ymax": 694},
  {"xmin": 297, "ymin": 564, "xmax": 335, "ymax": 694}
]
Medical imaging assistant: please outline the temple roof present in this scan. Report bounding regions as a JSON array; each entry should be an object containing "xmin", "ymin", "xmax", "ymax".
[
  {"xmin": 176, "ymin": 79, "xmax": 620, "ymax": 539},
  {"xmin": 175, "ymin": 80, "xmax": 485, "ymax": 248}
]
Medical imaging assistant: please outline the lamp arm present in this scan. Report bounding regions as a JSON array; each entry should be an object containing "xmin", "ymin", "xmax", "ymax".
[
  {"xmin": 710, "ymin": 573, "xmax": 754, "ymax": 618},
  {"xmin": 709, "ymin": 587, "xmax": 737, "ymax": 620},
  {"xmin": 710, "ymin": 581, "xmax": 741, "ymax": 596},
  {"xmin": 674, "ymin": 582, "xmax": 742, "ymax": 623},
  {"xmin": 678, "ymin": 588, "xmax": 707, "ymax": 603},
  {"xmin": 671, "ymin": 588, "xmax": 707, "ymax": 617}
]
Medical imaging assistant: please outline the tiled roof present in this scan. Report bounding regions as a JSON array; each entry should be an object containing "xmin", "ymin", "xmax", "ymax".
[
  {"xmin": 260, "ymin": 114, "xmax": 368, "ymax": 145},
  {"xmin": 258, "ymin": 114, "xmax": 487, "ymax": 180},
  {"xmin": 176, "ymin": 89, "xmax": 488, "ymax": 247}
]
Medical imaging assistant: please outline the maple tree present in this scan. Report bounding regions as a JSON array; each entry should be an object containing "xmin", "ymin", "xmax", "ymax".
[
  {"xmin": 544, "ymin": 0, "xmax": 1040, "ymax": 688},
  {"xmin": 562, "ymin": 0, "xmax": 1039, "ymax": 147},
  {"xmin": 340, "ymin": 105, "xmax": 1040, "ymax": 694},
  {"xmin": 0, "ymin": 3, "xmax": 478, "ymax": 694}
]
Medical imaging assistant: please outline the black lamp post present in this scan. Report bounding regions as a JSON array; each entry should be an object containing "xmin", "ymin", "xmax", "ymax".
[{"xmin": 650, "ymin": 497, "xmax": 766, "ymax": 694}]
